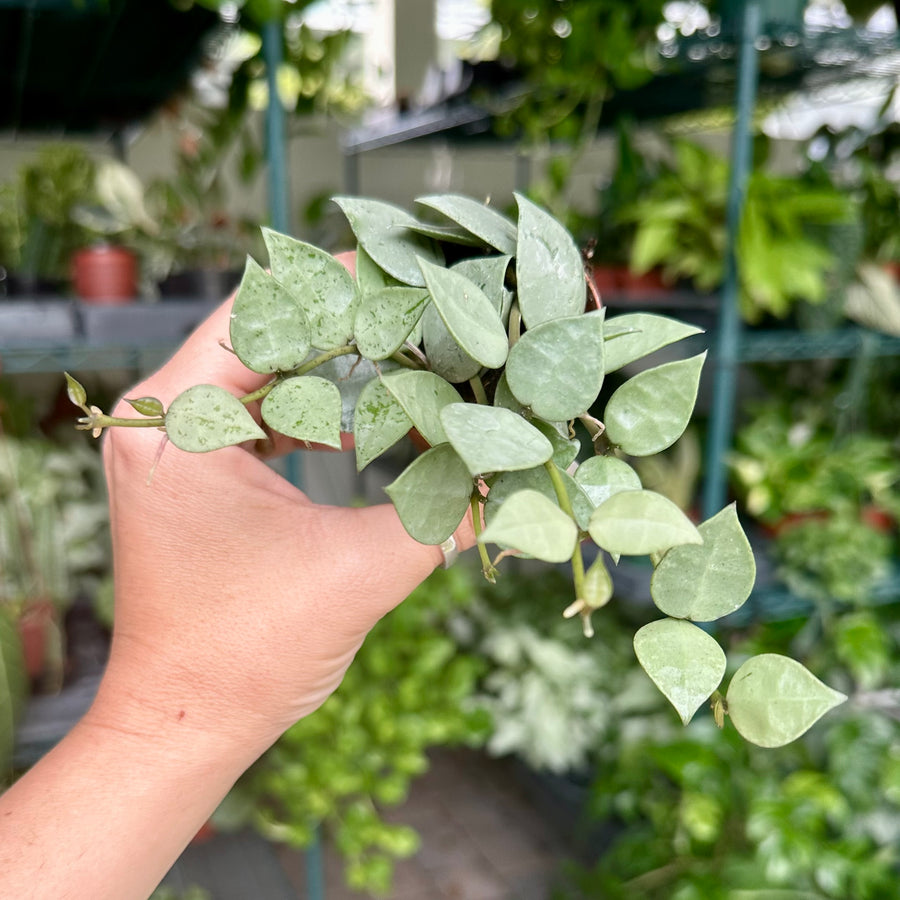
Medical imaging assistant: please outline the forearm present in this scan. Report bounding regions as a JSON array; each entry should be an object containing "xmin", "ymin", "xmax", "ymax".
[{"xmin": 0, "ymin": 677, "xmax": 264, "ymax": 900}]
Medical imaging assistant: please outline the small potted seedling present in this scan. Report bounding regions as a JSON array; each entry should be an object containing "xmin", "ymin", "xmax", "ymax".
[{"xmin": 67, "ymin": 192, "xmax": 846, "ymax": 748}]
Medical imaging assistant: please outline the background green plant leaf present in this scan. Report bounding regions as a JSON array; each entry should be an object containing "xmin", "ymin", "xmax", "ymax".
[
  {"xmin": 479, "ymin": 489, "xmax": 578, "ymax": 563},
  {"xmin": 505, "ymin": 311, "xmax": 605, "ymax": 420},
  {"xmin": 263, "ymin": 228, "xmax": 358, "ymax": 350},
  {"xmin": 726, "ymin": 654, "xmax": 847, "ymax": 748},
  {"xmin": 165, "ymin": 384, "xmax": 266, "ymax": 453},
  {"xmin": 440, "ymin": 404, "xmax": 553, "ymax": 476},
  {"xmin": 0, "ymin": 608, "xmax": 26, "ymax": 777},
  {"xmin": 380, "ymin": 370, "xmax": 462, "ymax": 448},
  {"xmin": 416, "ymin": 193, "xmax": 518, "ymax": 255},
  {"xmin": 634, "ymin": 618, "xmax": 726, "ymax": 725},
  {"xmin": 603, "ymin": 313, "xmax": 705, "ymax": 373},
  {"xmin": 260, "ymin": 376, "xmax": 342, "ymax": 449},
  {"xmin": 384, "ymin": 443, "xmax": 472, "ymax": 544},
  {"xmin": 353, "ymin": 378, "xmax": 413, "ymax": 471},
  {"xmin": 333, "ymin": 196, "xmax": 443, "ymax": 286},
  {"xmin": 651, "ymin": 503, "xmax": 756, "ymax": 622},
  {"xmin": 588, "ymin": 489, "xmax": 702, "ymax": 556},
  {"xmin": 230, "ymin": 257, "xmax": 311, "ymax": 374},
  {"xmin": 418, "ymin": 258, "xmax": 508, "ymax": 370},
  {"xmin": 604, "ymin": 353, "xmax": 707, "ymax": 456},
  {"xmin": 514, "ymin": 192, "xmax": 586, "ymax": 328},
  {"xmin": 354, "ymin": 287, "xmax": 429, "ymax": 360},
  {"xmin": 574, "ymin": 455, "xmax": 642, "ymax": 508}
]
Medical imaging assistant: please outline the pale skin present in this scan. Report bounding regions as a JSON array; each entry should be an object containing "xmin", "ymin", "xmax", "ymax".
[{"xmin": 0, "ymin": 253, "xmax": 475, "ymax": 899}]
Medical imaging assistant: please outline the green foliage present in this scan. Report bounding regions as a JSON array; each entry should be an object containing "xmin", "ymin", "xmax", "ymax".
[
  {"xmin": 73, "ymin": 191, "xmax": 844, "ymax": 749},
  {"xmin": 227, "ymin": 566, "xmax": 490, "ymax": 896},
  {"xmin": 624, "ymin": 139, "xmax": 854, "ymax": 322},
  {"xmin": 554, "ymin": 601, "xmax": 900, "ymax": 900}
]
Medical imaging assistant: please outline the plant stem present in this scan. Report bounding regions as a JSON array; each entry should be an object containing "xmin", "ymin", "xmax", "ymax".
[
  {"xmin": 508, "ymin": 304, "xmax": 522, "ymax": 348},
  {"xmin": 471, "ymin": 491, "xmax": 497, "ymax": 583},
  {"xmin": 240, "ymin": 344, "xmax": 360, "ymax": 406},
  {"xmin": 79, "ymin": 414, "xmax": 166, "ymax": 431},
  {"xmin": 469, "ymin": 376, "xmax": 488, "ymax": 405},
  {"xmin": 544, "ymin": 460, "xmax": 586, "ymax": 599},
  {"xmin": 390, "ymin": 348, "xmax": 426, "ymax": 370}
]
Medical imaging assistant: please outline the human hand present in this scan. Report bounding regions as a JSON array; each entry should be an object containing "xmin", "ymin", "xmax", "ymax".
[{"xmin": 92, "ymin": 264, "xmax": 475, "ymax": 757}]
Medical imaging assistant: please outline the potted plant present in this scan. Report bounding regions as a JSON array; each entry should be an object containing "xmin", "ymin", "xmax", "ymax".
[
  {"xmin": 0, "ymin": 431, "xmax": 110, "ymax": 775},
  {"xmin": 729, "ymin": 398, "xmax": 899, "ymax": 606},
  {"xmin": 622, "ymin": 138, "xmax": 854, "ymax": 323},
  {"xmin": 68, "ymin": 190, "xmax": 847, "ymax": 756}
]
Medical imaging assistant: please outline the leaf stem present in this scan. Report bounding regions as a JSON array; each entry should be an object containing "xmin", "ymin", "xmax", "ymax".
[
  {"xmin": 544, "ymin": 460, "xmax": 586, "ymax": 599},
  {"xmin": 77, "ymin": 414, "xmax": 165, "ymax": 431},
  {"xmin": 471, "ymin": 491, "xmax": 497, "ymax": 583},
  {"xmin": 469, "ymin": 375, "xmax": 488, "ymax": 405},
  {"xmin": 240, "ymin": 344, "xmax": 360, "ymax": 406}
]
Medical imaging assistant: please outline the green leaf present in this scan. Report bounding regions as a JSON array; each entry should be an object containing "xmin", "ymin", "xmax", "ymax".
[
  {"xmin": 604, "ymin": 313, "xmax": 704, "ymax": 373},
  {"xmin": 588, "ymin": 489, "xmax": 702, "ymax": 556},
  {"xmin": 604, "ymin": 353, "xmax": 706, "ymax": 456},
  {"xmin": 380, "ymin": 370, "xmax": 462, "ymax": 448},
  {"xmin": 355, "ymin": 245, "xmax": 402, "ymax": 294},
  {"xmin": 514, "ymin": 193, "xmax": 586, "ymax": 328},
  {"xmin": 353, "ymin": 378, "xmax": 413, "ymax": 471},
  {"xmin": 64, "ymin": 372, "xmax": 87, "ymax": 408},
  {"xmin": 485, "ymin": 465, "xmax": 594, "ymax": 531},
  {"xmin": 0, "ymin": 608, "xmax": 26, "ymax": 777},
  {"xmin": 384, "ymin": 443, "xmax": 472, "ymax": 544},
  {"xmin": 416, "ymin": 193, "xmax": 518, "ymax": 255},
  {"xmin": 263, "ymin": 229, "xmax": 358, "ymax": 350},
  {"xmin": 651, "ymin": 504, "xmax": 756, "ymax": 622},
  {"xmin": 407, "ymin": 221, "xmax": 483, "ymax": 245},
  {"xmin": 354, "ymin": 287, "xmax": 429, "ymax": 360},
  {"xmin": 573, "ymin": 456, "xmax": 642, "ymax": 508},
  {"xmin": 125, "ymin": 396, "xmax": 165, "ymax": 418},
  {"xmin": 634, "ymin": 618, "xmax": 726, "ymax": 725},
  {"xmin": 440, "ymin": 404, "xmax": 554, "ymax": 476},
  {"xmin": 260, "ymin": 376, "xmax": 342, "ymax": 449},
  {"xmin": 418, "ymin": 258, "xmax": 509, "ymax": 370},
  {"xmin": 492, "ymin": 373, "xmax": 524, "ymax": 413},
  {"xmin": 505, "ymin": 311, "xmax": 605, "ymax": 420},
  {"xmin": 451, "ymin": 256, "xmax": 512, "ymax": 320},
  {"xmin": 532, "ymin": 420, "xmax": 580, "ymax": 470},
  {"xmin": 230, "ymin": 257, "xmax": 311, "ymax": 374},
  {"xmin": 726, "ymin": 654, "xmax": 847, "ymax": 748},
  {"xmin": 316, "ymin": 355, "xmax": 394, "ymax": 433},
  {"xmin": 333, "ymin": 196, "xmax": 444, "ymax": 286},
  {"xmin": 479, "ymin": 489, "xmax": 578, "ymax": 563},
  {"xmin": 165, "ymin": 384, "xmax": 266, "ymax": 453},
  {"xmin": 421, "ymin": 302, "xmax": 481, "ymax": 384}
]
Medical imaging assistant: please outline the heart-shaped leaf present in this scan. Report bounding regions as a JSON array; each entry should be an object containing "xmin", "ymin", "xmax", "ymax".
[
  {"xmin": 604, "ymin": 313, "xmax": 704, "ymax": 373},
  {"xmin": 479, "ymin": 489, "xmax": 579, "ymax": 563},
  {"xmin": 421, "ymin": 302, "xmax": 482, "ymax": 384},
  {"xmin": 574, "ymin": 456, "xmax": 642, "ymax": 508},
  {"xmin": 634, "ymin": 618, "xmax": 726, "ymax": 725},
  {"xmin": 354, "ymin": 287, "xmax": 429, "ymax": 360},
  {"xmin": 355, "ymin": 245, "xmax": 402, "ymax": 294},
  {"xmin": 604, "ymin": 353, "xmax": 706, "ymax": 456},
  {"xmin": 515, "ymin": 193, "xmax": 586, "ymax": 328},
  {"xmin": 380, "ymin": 370, "xmax": 462, "ymax": 447},
  {"xmin": 416, "ymin": 193, "xmax": 518, "ymax": 254},
  {"xmin": 166, "ymin": 384, "xmax": 266, "ymax": 452},
  {"xmin": 261, "ymin": 376, "xmax": 342, "ymax": 449},
  {"xmin": 262, "ymin": 229, "xmax": 358, "ymax": 350},
  {"xmin": 651, "ymin": 504, "xmax": 756, "ymax": 622},
  {"xmin": 451, "ymin": 256, "xmax": 512, "ymax": 320},
  {"xmin": 230, "ymin": 257, "xmax": 311, "ymax": 374},
  {"xmin": 333, "ymin": 196, "xmax": 443, "ymax": 286},
  {"xmin": 418, "ymin": 257, "xmax": 509, "ymax": 369},
  {"xmin": 440, "ymin": 404, "xmax": 554, "ymax": 476},
  {"xmin": 384, "ymin": 443, "xmax": 473, "ymax": 544},
  {"xmin": 726, "ymin": 654, "xmax": 847, "ymax": 748},
  {"xmin": 588, "ymin": 489, "xmax": 702, "ymax": 556},
  {"xmin": 354, "ymin": 378, "xmax": 413, "ymax": 471},
  {"xmin": 316, "ymin": 355, "xmax": 394, "ymax": 433},
  {"xmin": 485, "ymin": 465, "xmax": 594, "ymax": 530},
  {"xmin": 505, "ymin": 311, "xmax": 605, "ymax": 420}
]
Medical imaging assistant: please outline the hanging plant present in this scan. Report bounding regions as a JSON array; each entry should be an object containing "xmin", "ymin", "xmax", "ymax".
[{"xmin": 65, "ymin": 192, "xmax": 846, "ymax": 748}]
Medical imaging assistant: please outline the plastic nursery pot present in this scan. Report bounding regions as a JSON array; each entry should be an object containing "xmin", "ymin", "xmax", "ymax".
[{"xmin": 72, "ymin": 244, "xmax": 137, "ymax": 304}]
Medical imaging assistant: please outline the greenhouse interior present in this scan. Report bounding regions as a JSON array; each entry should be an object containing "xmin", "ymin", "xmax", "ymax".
[{"xmin": 2, "ymin": 1, "xmax": 900, "ymax": 898}]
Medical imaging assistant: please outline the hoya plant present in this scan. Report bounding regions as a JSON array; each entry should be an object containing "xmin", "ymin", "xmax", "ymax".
[{"xmin": 67, "ymin": 192, "xmax": 846, "ymax": 748}]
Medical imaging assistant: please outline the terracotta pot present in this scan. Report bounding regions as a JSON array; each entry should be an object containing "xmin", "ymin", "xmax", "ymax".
[
  {"xmin": 72, "ymin": 245, "xmax": 137, "ymax": 304},
  {"xmin": 17, "ymin": 599, "xmax": 55, "ymax": 680}
]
